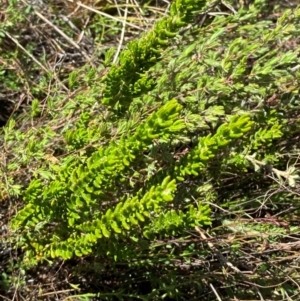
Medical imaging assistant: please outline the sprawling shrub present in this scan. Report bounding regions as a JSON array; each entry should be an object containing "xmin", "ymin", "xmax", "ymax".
[{"xmin": 6, "ymin": 0, "xmax": 300, "ymax": 299}]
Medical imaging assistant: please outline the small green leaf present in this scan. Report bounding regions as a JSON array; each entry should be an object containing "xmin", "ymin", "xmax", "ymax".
[
  {"xmin": 101, "ymin": 224, "xmax": 110, "ymax": 238},
  {"xmin": 111, "ymin": 221, "xmax": 122, "ymax": 234}
]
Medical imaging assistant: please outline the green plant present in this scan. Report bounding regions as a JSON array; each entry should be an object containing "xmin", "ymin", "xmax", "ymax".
[
  {"xmin": 4, "ymin": 0, "xmax": 300, "ymax": 299},
  {"xmin": 101, "ymin": 0, "xmax": 209, "ymax": 109}
]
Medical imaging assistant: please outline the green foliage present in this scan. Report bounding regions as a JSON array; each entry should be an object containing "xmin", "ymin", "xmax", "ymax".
[
  {"xmin": 11, "ymin": 99, "xmax": 211, "ymax": 260},
  {"xmin": 101, "ymin": 0, "xmax": 208, "ymax": 108},
  {"xmin": 4, "ymin": 0, "xmax": 300, "ymax": 299}
]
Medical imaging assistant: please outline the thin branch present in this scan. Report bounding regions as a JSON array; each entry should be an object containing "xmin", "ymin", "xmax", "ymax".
[
  {"xmin": 33, "ymin": 10, "xmax": 94, "ymax": 67},
  {"xmin": 210, "ymin": 283, "xmax": 223, "ymax": 301},
  {"xmin": 66, "ymin": 0, "xmax": 142, "ymax": 30},
  {"xmin": 3, "ymin": 31, "xmax": 69, "ymax": 92},
  {"xmin": 113, "ymin": 0, "xmax": 129, "ymax": 64}
]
